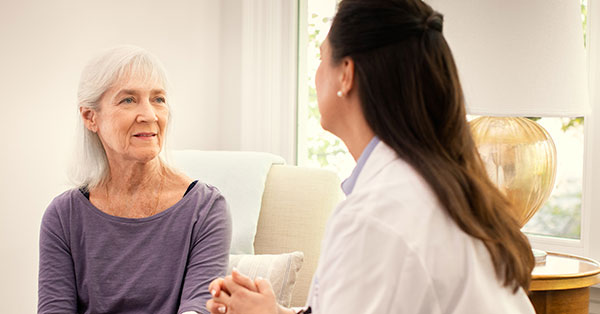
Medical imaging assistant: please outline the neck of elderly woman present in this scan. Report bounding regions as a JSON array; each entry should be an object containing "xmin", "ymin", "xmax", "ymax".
[{"xmin": 105, "ymin": 155, "xmax": 164, "ymax": 193}]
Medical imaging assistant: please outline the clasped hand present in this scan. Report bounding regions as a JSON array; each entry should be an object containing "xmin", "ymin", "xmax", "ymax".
[{"xmin": 206, "ymin": 269, "xmax": 290, "ymax": 314}]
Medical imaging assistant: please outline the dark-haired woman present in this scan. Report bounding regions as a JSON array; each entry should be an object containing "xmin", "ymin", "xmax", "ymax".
[{"xmin": 206, "ymin": 0, "xmax": 535, "ymax": 313}]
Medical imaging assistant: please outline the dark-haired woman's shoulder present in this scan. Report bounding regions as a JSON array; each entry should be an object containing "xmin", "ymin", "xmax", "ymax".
[{"xmin": 343, "ymin": 157, "xmax": 535, "ymax": 313}]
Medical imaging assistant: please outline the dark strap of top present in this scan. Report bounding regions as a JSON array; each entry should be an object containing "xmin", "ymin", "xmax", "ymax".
[
  {"xmin": 79, "ymin": 180, "xmax": 199, "ymax": 200},
  {"xmin": 80, "ymin": 188, "xmax": 90, "ymax": 199},
  {"xmin": 184, "ymin": 180, "xmax": 198, "ymax": 196}
]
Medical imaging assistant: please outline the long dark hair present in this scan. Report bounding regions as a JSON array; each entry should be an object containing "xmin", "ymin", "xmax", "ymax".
[{"xmin": 328, "ymin": 0, "xmax": 534, "ymax": 291}]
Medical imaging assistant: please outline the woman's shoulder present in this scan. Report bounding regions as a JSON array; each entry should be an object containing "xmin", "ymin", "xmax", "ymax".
[
  {"xmin": 357, "ymin": 142, "xmax": 436, "ymax": 200},
  {"xmin": 178, "ymin": 180, "xmax": 229, "ymax": 216},
  {"xmin": 180, "ymin": 180, "xmax": 232, "ymax": 239},
  {"xmin": 41, "ymin": 188, "xmax": 86, "ymax": 233},
  {"xmin": 167, "ymin": 169, "xmax": 224, "ymax": 199},
  {"xmin": 184, "ymin": 179, "xmax": 225, "ymax": 199},
  {"xmin": 45, "ymin": 188, "xmax": 86, "ymax": 213},
  {"xmin": 163, "ymin": 171, "xmax": 226, "ymax": 207},
  {"xmin": 349, "ymin": 156, "xmax": 440, "ymax": 214},
  {"xmin": 342, "ymin": 156, "xmax": 467, "ymax": 254}
]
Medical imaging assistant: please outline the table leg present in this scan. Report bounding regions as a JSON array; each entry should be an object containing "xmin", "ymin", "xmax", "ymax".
[{"xmin": 529, "ymin": 287, "xmax": 590, "ymax": 314}]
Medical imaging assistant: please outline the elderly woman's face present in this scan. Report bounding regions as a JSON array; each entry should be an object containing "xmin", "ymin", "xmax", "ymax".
[{"xmin": 90, "ymin": 74, "xmax": 168, "ymax": 164}]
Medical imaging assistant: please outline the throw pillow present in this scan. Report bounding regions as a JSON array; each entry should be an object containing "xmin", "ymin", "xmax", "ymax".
[{"xmin": 228, "ymin": 251, "xmax": 304, "ymax": 307}]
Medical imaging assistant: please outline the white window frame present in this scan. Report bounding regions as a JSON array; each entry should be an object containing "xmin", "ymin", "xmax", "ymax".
[
  {"xmin": 584, "ymin": 0, "xmax": 600, "ymax": 262},
  {"xmin": 296, "ymin": 0, "xmax": 309, "ymax": 166}
]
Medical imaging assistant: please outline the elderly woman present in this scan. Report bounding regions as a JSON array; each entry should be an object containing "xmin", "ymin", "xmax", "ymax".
[{"xmin": 38, "ymin": 46, "xmax": 231, "ymax": 314}]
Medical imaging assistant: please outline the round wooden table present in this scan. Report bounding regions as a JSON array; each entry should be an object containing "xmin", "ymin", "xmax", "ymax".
[{"xmin": 529, "ymin": 252, "xmax": 600, "ymax": 314}]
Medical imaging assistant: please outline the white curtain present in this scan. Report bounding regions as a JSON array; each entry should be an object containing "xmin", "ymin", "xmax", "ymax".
[{"xmin": 239, "ymin": 0, "xmax": 299, "ymax": 164}]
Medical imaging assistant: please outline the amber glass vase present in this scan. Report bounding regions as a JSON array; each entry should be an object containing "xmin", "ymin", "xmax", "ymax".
[{"xmin": 470, "ymin": 117, "xmax": 557, "ymax": 227}]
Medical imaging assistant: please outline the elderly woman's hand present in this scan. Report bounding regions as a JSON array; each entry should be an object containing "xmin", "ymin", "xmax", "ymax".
[
  {"xmin": 206, "ymin": 276, "xmax": 239, "ymax": 314},
  {"xmin": 206, "ymin": 269, "xmax": 291, "ymax": 314}
]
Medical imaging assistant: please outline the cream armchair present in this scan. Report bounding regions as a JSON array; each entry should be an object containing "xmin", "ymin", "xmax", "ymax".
[{"xmin": 254, "ymin": 165, "xmax": 342, "ymax": 307}]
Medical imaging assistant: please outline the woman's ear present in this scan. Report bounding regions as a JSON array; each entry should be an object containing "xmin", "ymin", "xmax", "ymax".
[
  {"xmin": 80, "ymin": 107, "xmax": 98, "ymax": 133},
  {"xmin": 339, "ymin": 57, "xmax": 355, "ymax": 96}
]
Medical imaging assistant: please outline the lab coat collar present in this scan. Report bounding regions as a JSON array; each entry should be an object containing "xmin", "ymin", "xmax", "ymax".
[
  {"xmin": 352, "ymin": 140, "xmax": 400, "ymax": 191},
  {"xmin": 341, "ymin": 136, "xmax": 380, "ymax": 196}
]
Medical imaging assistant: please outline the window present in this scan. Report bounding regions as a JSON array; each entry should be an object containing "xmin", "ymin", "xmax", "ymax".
[
  {"xmin": 297, "ymin": 0, "xmax": 354, "ymax": 179},
  {"xmin": 297, "ymin": 0, "xmax": 597, "ymax": 256},
  {"xmin": 521, "ymin": 118, "xmax": 584, "ymax": 239}
]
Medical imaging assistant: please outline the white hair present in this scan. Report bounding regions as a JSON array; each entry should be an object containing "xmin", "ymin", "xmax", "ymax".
[{"xmin": 71, "ymin": 45, "xmax": 172, "ymax": 190}]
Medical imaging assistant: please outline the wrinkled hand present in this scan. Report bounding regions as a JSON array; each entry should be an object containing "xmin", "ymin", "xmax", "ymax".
[{"xmin": 206, "ymin": 269, "xmax": 280, "ymax": 314}]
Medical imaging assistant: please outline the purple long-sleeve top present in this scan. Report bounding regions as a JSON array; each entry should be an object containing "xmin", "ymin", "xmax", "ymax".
[{"xmin": 38, "ymin": 182, "xmax": 232, "ymax": 314}]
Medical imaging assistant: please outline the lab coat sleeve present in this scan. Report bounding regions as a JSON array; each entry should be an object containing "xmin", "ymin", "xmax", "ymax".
[{"xmin": 315, "ymin": 210, "xmax": 442, "ymax": 314}]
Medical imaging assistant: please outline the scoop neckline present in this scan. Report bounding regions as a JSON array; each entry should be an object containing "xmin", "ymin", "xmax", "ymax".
[{"xmin": 75, "ymin": 181, "xmax": 201, "ymax": 223}]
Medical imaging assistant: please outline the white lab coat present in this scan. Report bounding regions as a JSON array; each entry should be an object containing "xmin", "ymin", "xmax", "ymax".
[{"xmin": 306, "ymin": 141, "xmax": 535, "ymax": 314}]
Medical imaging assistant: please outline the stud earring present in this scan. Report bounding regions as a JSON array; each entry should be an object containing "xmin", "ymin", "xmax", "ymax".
[{"xmin": 337, "ymin": 91, "xmax": 343, "ymax": 97}]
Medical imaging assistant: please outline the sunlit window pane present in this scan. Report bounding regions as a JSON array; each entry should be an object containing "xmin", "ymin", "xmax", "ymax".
[
  {"xmin": 299, "ymin": 0, "xmax": 355, "ymax": 179},
  {"xmin": 521, "ymin": 118, "xmax": 584, "ymax": 239}
]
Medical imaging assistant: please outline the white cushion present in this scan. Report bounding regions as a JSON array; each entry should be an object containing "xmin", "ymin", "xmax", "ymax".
[
  {"xmin": 170, "ymin": 150, "xmax": 285, "ymax": 254},
  {"xmin": 228, "ymin": 252, "xmax": 304, "ymax": 307}
]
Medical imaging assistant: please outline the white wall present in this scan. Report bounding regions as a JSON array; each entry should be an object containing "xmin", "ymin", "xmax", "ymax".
[
  {"xmin": 0, "ymin": 0, "xmax": 224, "ymax": 311},
  {"xmin": 217, "ymin": 0, "xmax": 244, "ymax": 151}
]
